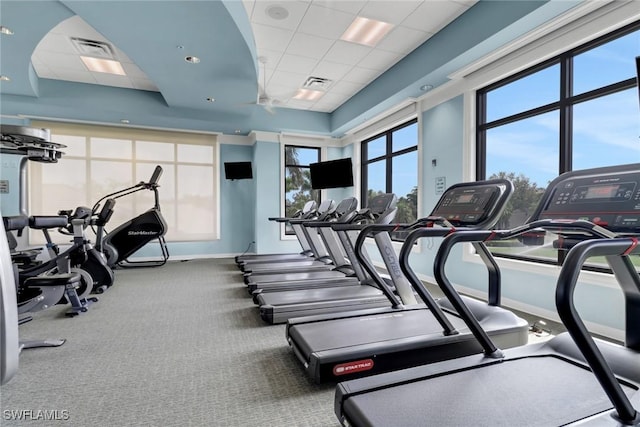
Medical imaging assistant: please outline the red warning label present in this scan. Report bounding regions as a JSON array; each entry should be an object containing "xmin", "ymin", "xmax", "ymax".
[{"xmin": 332, "ymin": 359, "xmax": 374, "ymax": 376}]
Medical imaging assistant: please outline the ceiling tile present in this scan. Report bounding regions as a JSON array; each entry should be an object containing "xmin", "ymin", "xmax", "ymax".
[
  {"xmin": 251, "ymin": 23, "xmax": 294, "ymax": 52},
  {"xmin": 51, "ymin": 69, "xmax": 97, "ymax": 85},
  {"xmin": 376, "ymin": 25, "xmax": 430, "ymax": 54},
  {"xmin": 268, "ymin": 69, "xmax": 307, "ymax": 88},
  {"xmin": 267, "ymin": 83, "xmax": 297, "ymax": 100},
  {"xmin": 315, "ymin": 91, "xmax": 347, "ymax": 104},
  {"xmin": 330, "ymin": 79, "xmax": 365, "ymax": 95},
  {"xmin": 256, "ymin": 48, "xmax": 284, "ymax": 67},
  {"xmin": 93, "ymin": 73, "xmax": 134, "ymax": 88},
  {"xmin": 33, "ymin": 52, "xmax": 86, "ymax": 71},
  {"xmin": 284, "ymin": 99, "xmax": 315, "ymax": 109},
  {"xmin": 130, "ymin": 77, "xmax": 159, "ymax": 92},
  {"xmin": 121, "ymin": 62, "xmax": 150, "ymax": 79},
  {"xmin": 32, "ymin": 64, "xmax": 57, "ymax": 79},
  {"xmin": 276, "ymin": 53, "xmax": 319, "ymax": 75},
  {"xmin": 358, "ymin": 1, "xmax": 423, "ymax": 25},
  {"xmin": 33, "ymin": 33, "xmax": 74, "ymax": 55},
  {"xmin": 312, "ymin": 0, "xmax": 367, "ymax": 15},
  {"xmin": 401, "ymin": 1, "xmax": 469, "ymax": 32},
  {"xmin": 286, "ymin": 33, "xmax": 335, "ymax": 59},
  {"xmin": 49, "ymin": 15, "xmax": 106, "ymax": 41},
  {"xmin": 298, "ymin": 4, "xmax": 355, "ymax": 39},
  {"xmin": 250, "ymin": 1, "xmax": 310, "ymax": 30},
  {"xmin": 310, "ymin": 60, "xmax": 353, "ymax": 81},
  {"xmin": 358, "ymin": 49, "xmax": 401, "ymax": 71},
  {"xmin": 341, "ymin": 66, "xmax": 381, "ymax": 84},
  {"xmin": 323, "ymin": 40, "xmax": 371, "ymax": 66}
]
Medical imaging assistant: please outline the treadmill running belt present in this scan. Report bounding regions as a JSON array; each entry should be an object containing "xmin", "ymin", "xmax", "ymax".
[
  {"xmin": 342, "ymin": 356, "xmax": 637, "ymax": 427},
  {"xmin": 291, "ymin": 310, "xmax": 468, "ymax": 356}
]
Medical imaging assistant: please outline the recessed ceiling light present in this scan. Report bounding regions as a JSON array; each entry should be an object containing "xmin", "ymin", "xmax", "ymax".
[
  {"xmin": 80, "ymin": 56, "xmax": 126, "ymax": 75},
  {"xmin": 0, "ymin": 75, "xmax": 10, "ymax": 81},
  {"xmin": 185, "ymin": 56, "xmax": 200, "ymax": 64},
  {"xmin": 120, "ymin": 119, "xmax": 130, "ymax": 124},
  {"xmin": 293, "ymin": 89, "xmax": 324, "ymax": 101},
  {"xmin": 341, "ymin": 16, "xmax": 393, "ymax": 47},
  {"xmin": 234, "ymin": 129, "xmax": 242, "ymax": 134},
  {"xmin": 420, "ymin": 84, "xmax": 434, "ymax": 91},
  {"xmin": 0, "ymin": 26, "xmax": 14, "ymax": 35},
  {"xmin": 266, "ymin": 5, "xmax": 289, "ymax": 20},
  {"xmin": 206, "ymin": 97, "xmax": 215, "ymax": 102}
]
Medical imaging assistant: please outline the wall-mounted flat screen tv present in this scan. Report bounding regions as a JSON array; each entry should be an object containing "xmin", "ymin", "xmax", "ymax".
[
  {"xmin": 224, "ymin": 161, "xmax": 253, "ymax": 180},
  {"xmin": 310, "ymin": 158, "xmax": 353, "ymax": 189}
]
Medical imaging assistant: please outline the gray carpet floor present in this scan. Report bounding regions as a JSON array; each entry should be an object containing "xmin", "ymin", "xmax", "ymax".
[{"xmin": 1, "ymin": 258, "xmax": 338, "ymax": 426}]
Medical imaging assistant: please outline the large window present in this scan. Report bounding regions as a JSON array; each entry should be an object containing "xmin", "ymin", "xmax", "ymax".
[
  {"xmin": 477, "ymin": 22, "xmax": 640, "ymax": 266},
  {"xmin": 29, "ymin": 121, "xmax": 218, "ymax": 243},
  {"xmin": 361, "ymin": 119, "xmax": 418, "ymax": 223},
  {"xmin": 284, "ymin": 145, "xmax": 320, "ymax": 230}
]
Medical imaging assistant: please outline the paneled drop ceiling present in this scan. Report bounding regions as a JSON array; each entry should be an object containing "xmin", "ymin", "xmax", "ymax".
[{"xmin": 30, "ymin": 1, "xmax": 476, "ymax": 113}]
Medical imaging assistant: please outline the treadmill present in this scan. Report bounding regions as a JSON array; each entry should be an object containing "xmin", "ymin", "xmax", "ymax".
[
  {"xmin": 287, "ymin": 179, "xmax": 529, "ymax": 383},
  {"xmin": 255, "ymin": 194, "xmax": 421, "ymax": 324},
  {"xmin": 242, "ymin": 197, "xmax": 358, "ymax": 277},
  {"xmin": 335, "ymin": 163, "xmax": 640, "ymax": 427},
  {"xmin": 246, "ymin": 193, "xmax": 397, "ymax": 295},
  {"xmin": 235, "ymin": 200, "xmax": 318, "ymax": 268}
]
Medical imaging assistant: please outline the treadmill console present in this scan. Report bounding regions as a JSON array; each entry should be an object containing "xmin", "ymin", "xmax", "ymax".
[
  {"xmin": 430, "ymin": 181, "xmax": 507, "ymax": 227},
  {"xmin": 535, "ymin": 167, "xmax": 640, "ymax": 233},
  {"xmin": 368, "ymin": 193, "xmax": 397, "ymax": 214}
]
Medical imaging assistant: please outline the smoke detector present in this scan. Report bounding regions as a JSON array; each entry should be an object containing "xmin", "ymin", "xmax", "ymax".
[
  {"xmin": 70, "ymin": 37, "xmax": 115, "ymax": 59},
  {"xmin": 302, "ymin": 76, "xmax": 332, "ymax": 91}
]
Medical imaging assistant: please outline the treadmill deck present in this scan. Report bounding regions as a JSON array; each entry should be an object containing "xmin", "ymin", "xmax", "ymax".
[{"xmin": 340, "ymin": 355, "xmax": 637, "ymax": 427}]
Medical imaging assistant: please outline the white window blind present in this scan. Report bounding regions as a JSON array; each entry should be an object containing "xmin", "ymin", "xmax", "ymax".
[{"xmin": 29, "ymin": 121, "xmax": 219, "ymax": 243}]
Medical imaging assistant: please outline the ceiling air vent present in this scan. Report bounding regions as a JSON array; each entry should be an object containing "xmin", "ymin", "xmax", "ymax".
[
  {"xmin": 70, "ymin": 37, "xmax": 115, "ymax": 59},
  {"xmin": 303, "ymin": 76, "xmax": 332, "ymax": 91}
]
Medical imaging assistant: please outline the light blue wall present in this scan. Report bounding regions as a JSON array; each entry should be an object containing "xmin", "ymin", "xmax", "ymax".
[{"xmin": 0, "ymin": 152, "xmax": 25, "ymax": 217}]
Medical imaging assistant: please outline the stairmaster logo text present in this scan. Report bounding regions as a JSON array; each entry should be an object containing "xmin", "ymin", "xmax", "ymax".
[
  {"xmin": 332, "ymin": 359, "xmax": 374, "ymax": 376},
  {"xmin": 128, "ymin": 230, "xmax": 158, "ymax": 236},
  {"xmin": 3, "ymin": 409, "xmax": 70, "ymax": 421}
]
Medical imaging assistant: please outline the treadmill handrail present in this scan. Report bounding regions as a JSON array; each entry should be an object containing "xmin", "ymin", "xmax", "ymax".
[
  {"xmin": 556, "ymin": 237, "xmax": 640, "ymax": 424},
  {"xmin": 358, "ymin": 223, "xmax": 458, "ymax": 335},
  {"xmin": 430, "ymin": 219, "xmax": 631, "ymax": 357},
  {"xmin": 432, "ymin": 230, "xmax": 506, "ymax": 358}
]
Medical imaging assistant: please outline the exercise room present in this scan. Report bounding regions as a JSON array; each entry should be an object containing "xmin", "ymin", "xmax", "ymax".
[{"xmin": 1, "ymin": 1, "xmax": 639, "ymax": 426}]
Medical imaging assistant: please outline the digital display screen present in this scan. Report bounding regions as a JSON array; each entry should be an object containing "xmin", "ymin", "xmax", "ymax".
[
  {"xmin": 585, "ymin": 184, "xmax": 619, "ymax": 199},
  {"xmin": 454, "ymin": 194, "xmax": 474, "ymax": 204}
]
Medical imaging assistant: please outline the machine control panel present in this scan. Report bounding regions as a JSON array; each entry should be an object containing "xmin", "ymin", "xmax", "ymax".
[
  {"xmin": 431, "ymin": 184, "xmax": 502, "ymax": 226},
  {"xmin": 538, "ymin": 169, "xmax": 640, "ymax": 233}
]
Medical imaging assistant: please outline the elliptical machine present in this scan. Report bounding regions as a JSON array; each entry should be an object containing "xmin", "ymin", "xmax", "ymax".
[{"xmin": 92, "ymin": 166, "xmax": 169, "ymax": 268}]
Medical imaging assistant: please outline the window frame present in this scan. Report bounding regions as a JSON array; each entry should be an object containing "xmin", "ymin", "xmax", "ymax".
[
  {"xmin": 360, "ymin": 118, "xmax": 419, "ymax": 216},
  {"xmin": 476, "ymin": 20, "xmax": 640, "ymax": 270}
]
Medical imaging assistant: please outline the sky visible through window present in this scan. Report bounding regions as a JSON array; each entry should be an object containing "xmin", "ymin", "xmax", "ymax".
[
  {"xmin": 366, "ymin": 125, "xmax": 418, "ymax": 198},
  {"xmin": 486, "ymin": 29, "xmax": 639, "ymax": 189}
]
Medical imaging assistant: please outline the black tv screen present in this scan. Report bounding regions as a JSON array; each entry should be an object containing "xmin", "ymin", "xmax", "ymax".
[
  {"xmin": 224, "ymin": 161, "xmax": 253, "ymax": 180},
  {"xmin": 310, "ymin": 158, "xmax": 354, "ymax": 189}
]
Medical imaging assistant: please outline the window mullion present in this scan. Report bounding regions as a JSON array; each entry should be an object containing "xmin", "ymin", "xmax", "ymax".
[
  {"xmin": 559, "ymin": 55, "xmax": 572, "ymax": 174},
  {"xmin": 386, "ymin": 133, "xmax": 392, "ymax": 193}
]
